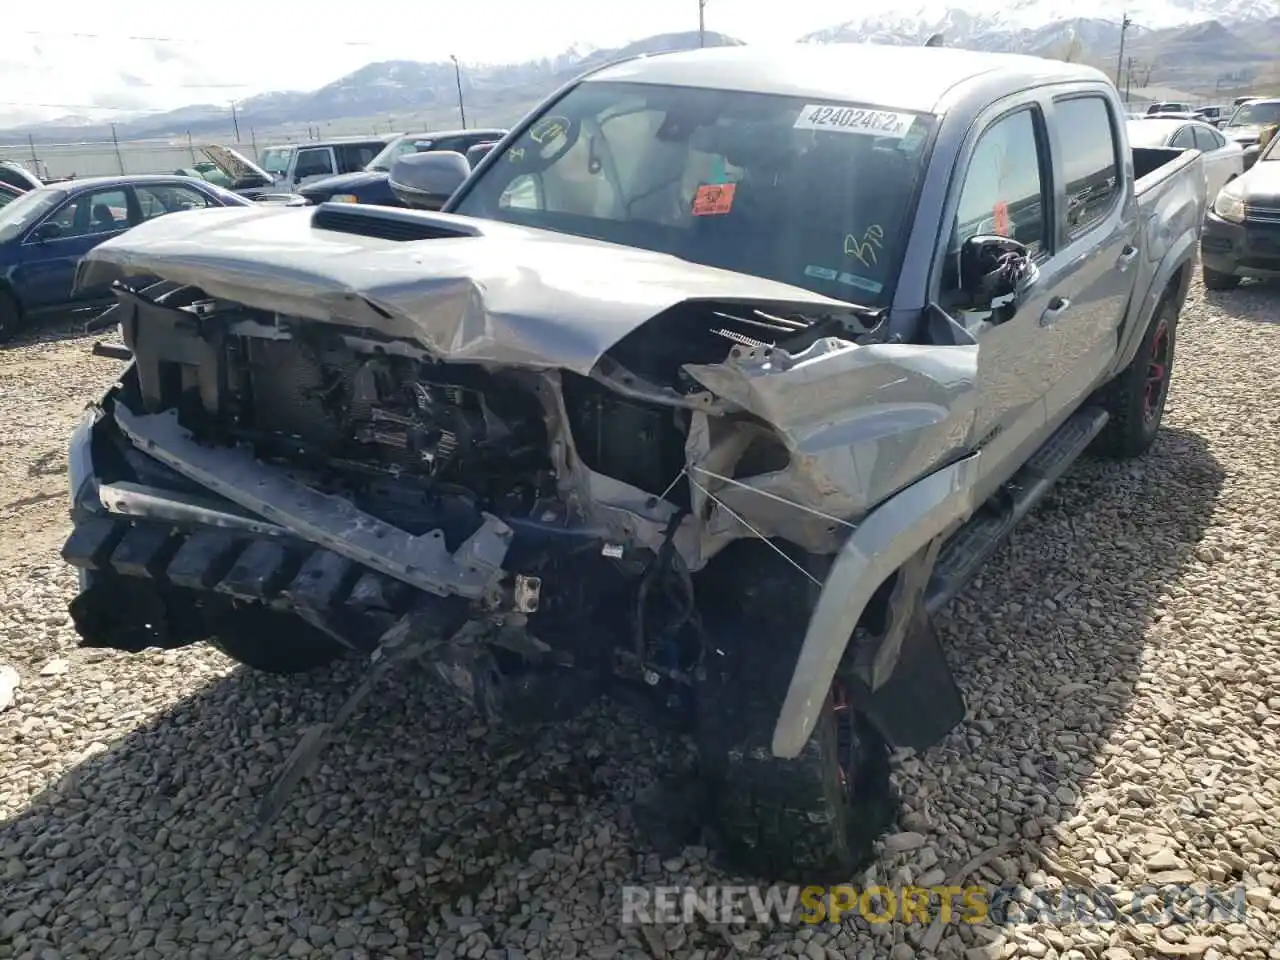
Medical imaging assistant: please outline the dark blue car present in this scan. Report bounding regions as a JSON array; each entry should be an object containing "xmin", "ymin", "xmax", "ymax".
[
  {"xmin": 297, "ymin": 128, "xmax": 507, "ymax": 207},
  {"xmin": 0, "ymin": 174, "xmax": 251, "ymax": 341}
]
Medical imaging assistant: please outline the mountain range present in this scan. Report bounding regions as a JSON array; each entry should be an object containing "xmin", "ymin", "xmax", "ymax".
[{"xmin": 4, "ymin": 5, "xmax": 1279, "ymax": 144}]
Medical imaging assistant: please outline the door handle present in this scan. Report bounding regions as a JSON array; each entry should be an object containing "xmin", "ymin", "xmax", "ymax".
[
  {"xmin": 1040, "ymin": 297, "xmax": 1071, "ymax": 326},
  {"xmin": 1116, "ymin": 245, "xmax": 1139, "ymax": 270}
]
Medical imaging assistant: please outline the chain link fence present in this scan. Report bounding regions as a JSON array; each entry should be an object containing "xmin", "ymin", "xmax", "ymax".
[{"xmin": 0, "ymin": 137, "xmax": 269, "ymax": 181}]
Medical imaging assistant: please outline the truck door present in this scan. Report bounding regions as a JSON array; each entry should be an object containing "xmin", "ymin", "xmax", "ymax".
[
  {"xmin": 291, "ymin": 147, "xmax": 336, "ymax": 191},
  {"xmin": 936, "ymin": 102, "xmax": 1061, "ymax": 494},
  {"xmin": 1038, "ymin": 93, "xmax": 1140, "ymax": 423}
]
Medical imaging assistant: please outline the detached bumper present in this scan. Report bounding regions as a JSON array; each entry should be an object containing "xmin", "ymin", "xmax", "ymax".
[
  {"xmin": 62, "ymin": 511, "xmax": 413, "ymax": 652},
  {"xmin": 60, "ymin": 396, "xmax": 482, "ymax": 654},
  {"xmin": 60, "ymin": 388, "xmax": 608, "ymax": 656},
  {"xmin": 1201, "ymin": 212, "xmax": 1280, "ymax": 279}
]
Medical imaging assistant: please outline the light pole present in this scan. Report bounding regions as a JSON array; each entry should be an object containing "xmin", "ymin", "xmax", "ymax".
[
  {"xmin": 698, "ymin": 0, "xmax": 707, "ymax": 47},
  {"xmin": 1115, "ymin": 13, "xmax": 1132, "ymax": 90},
  {"xmin": 450, "ymin": 54, "xmax": 467, "ymax": 129}
]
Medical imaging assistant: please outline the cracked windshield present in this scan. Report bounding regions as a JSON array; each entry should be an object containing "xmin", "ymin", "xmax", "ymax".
[{"xmin": 456, "ymin": 81, "xmax": 935, "ymax": 304}]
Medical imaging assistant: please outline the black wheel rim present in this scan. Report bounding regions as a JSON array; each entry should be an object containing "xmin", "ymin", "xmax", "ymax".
[{"xmin": 1142, "ymin": 319, "xmax": 1171, "ymax": 426}]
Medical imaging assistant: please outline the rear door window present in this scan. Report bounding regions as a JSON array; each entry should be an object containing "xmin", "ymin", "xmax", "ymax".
[
  {"xmin": 336, "ymin": 143, "xmax": 380, "ymax": 172},
  {"xmin": 135, "ymin": 184, "xmax": 214, "ymax": 221},
  {"xmin": 1169, "ymin": 126, "xmax": 1196, "ymax": 149},
  {"xmin": 1193, "ymin": 125, "xmax": 1224, "ymax": 151},
  {"xmin": 293, "ymin": 148, "xmax": 335, "ymax": 179},
  {"xmin": 1054, "ymin": 95, "xmax": 1121, "ymax": 236}
]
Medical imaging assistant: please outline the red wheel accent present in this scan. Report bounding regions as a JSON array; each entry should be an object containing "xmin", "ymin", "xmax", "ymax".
[{"xmin": 1142, "ymin": 319, "xmax": 1171, "ymax": 425}]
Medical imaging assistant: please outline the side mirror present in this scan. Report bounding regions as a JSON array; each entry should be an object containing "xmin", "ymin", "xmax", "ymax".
[
  {"xmin": 31, "ymin": 222, "xmax": 63, "ymax": 243},
  {"xmin": 389, "ymin": 150, "xmax": 471, "ymax": 210},
  {"xmin": 465, "ymin": 142, "xmax": 497, "ymax": 167},
  {"xmin": 958, "ymin": 235, "xmax": 1038, "ymax": 317}
]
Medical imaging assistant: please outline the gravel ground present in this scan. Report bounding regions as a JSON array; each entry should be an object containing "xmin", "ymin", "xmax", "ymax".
[{"xmin": 1, "ymin": 278, "xmax": 1279, "ymax": 960}]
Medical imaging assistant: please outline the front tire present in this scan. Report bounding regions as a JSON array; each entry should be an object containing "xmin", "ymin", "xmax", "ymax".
[
  {"xmin": 695, "ymin": 540, "xmax": 892, "ymax": 882},
  {"xmin": 0, "ymin": 289, "xmax": 21, "ymax": 344},
  {"xmin": 204, "ymin": 600, "xmax": 345, "ymax": 674},
  {"xmin": 1096, "ymin": 292, "xmax": 1178, "ymax": 459},
  {"xmin": 1202, "ymin": 265, "xmax": 1240, "ymax": 291}
]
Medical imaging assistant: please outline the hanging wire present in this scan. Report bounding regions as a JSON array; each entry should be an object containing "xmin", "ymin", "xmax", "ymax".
[
  {"xmin": 689, "ymin": 465, "xmax": 858, "ymax": 530},
  {"xmin": 685, "ymin": 472, "xmax": 823, "ymax": 586}
]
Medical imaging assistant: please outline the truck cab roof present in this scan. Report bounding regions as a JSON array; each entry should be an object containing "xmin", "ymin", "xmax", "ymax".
[{"xmin": 588, "ymin": 44, "xmax": 1112, "ymax": 115}]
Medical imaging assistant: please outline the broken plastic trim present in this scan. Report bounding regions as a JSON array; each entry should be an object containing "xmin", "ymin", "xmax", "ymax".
[{"xmin": 111, "ymin": 405, "xmax": 514, "ymax": 599}]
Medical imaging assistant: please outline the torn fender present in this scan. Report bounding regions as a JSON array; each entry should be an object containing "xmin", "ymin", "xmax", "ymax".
[
  {"xmin": 682, "ymin": 335, "xmax": 980, "ymax": 560},
  {"xmin": 74, "ymin": 203, "xmax": 860, "ymax": 376},
  {"xmin": 770, "ymin": 450, "xmax": 983, "ymax": 759}
]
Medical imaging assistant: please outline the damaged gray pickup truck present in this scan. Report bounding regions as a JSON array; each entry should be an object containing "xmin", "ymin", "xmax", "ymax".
[{"xmin": 61, "ymin": 45, "xmax": 1206, "ymax": 880}]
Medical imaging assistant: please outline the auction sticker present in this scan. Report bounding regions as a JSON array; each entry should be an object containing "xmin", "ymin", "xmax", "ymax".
[
  {"xmin": 794, "ymin": 105, "xmax": 915, "ymax": 139},
  {"xmin": 692, "ymin": 183, "xmax": 736, "ymax": 216}
]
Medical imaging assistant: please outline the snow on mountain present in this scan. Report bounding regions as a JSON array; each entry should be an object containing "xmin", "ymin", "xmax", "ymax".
[
  {"xmin": 801, "ymin": 0, "xmax": 1280, "ymax": 47},
  {"xmin": 4, "ymin": 5, "xmax": 1276, "ymax": 138}
]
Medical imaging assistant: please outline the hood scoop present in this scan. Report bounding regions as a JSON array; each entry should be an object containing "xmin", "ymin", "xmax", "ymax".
[{"xmin": 310, "ymin": 203, "xmax": 484, "ymax": 242}]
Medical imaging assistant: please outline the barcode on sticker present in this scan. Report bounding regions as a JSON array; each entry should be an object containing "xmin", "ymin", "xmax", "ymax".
[{"xmin": 794, "ymin": 105, "xmax": 915, "ymax": 139}]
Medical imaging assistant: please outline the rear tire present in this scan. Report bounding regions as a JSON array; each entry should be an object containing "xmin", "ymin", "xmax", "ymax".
[
  {"xmin": 1096, "ymin": 291, "xmax": 1178, "ymax": 459},
  {"xmin": 1202, "ymin": 265, "xmax": 1240, "ymax": 291},
  {"xmin": 204, "ymin": 600, "xmax": 345, "ymax": 675},
  {"xmin": 695, "ymin": 540, "xmax": 892, "ymax": 883},
  {"xmin": 0, "ymin": 289, "xmax": 21, "ymax": 344}
]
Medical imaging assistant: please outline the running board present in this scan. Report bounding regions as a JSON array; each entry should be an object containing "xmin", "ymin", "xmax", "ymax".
[{"xmin": 924, "ymin": 406, "xmax": 1109, "ymax": 615}]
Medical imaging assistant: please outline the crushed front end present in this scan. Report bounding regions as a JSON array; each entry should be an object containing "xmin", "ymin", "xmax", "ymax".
[
  {"xmin": 61, "ymin": 205, "xmax": 980, "ymax": 760},
  {"xmin": 65, "ymin": 292, "xmax": 715, "ymax": 720}
]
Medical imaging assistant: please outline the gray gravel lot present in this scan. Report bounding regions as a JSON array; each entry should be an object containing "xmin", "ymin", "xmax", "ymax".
[{"xmin": 1, "ymin": 277, "xmax": 1279, "ymax": 960}]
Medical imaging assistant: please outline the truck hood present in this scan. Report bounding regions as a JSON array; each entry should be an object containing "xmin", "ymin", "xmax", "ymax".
[
  {"xmin": 76, "ymin": 203, "xmax": 864, "ymax": 376},
  {"xmin": 201, "ymin": 145, "xmax": 274, "ymax": 186},
  {"xmin": 298, "ymin": 170, "xmax": 388, "ymax": 198},
  {"xmin": 1225, "ymin": 124, "xmax": 1266, "ymax": 145},
  {"xmin": 1241, "ymin": 158, "xmax": 1280, "ymax": 200}
]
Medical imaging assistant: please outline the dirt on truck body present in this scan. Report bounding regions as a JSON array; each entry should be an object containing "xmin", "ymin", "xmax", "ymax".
[{"xmin": 60, "ymin": 44, "xmax": 1206, "ymax": 880}]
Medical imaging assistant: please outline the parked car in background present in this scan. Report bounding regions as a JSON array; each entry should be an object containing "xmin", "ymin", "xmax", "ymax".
[
  {"xmin": 1127, "ymin": 117, "xmax": 1243, "ymax": 202},
  {"xmin": 0, "ymin": 175, "xmax": 251, "ymax": 341},
  {"xmin": 1147, "ymin": 101, "xmax": 1191, "ymax": 115},
  {"xmin": 1195, "ymin": 105, "xmax": 1225, "ymax": 125},
  {"xmin": 0, "ymin": 183, "xmax": 22, "ymax": 208},
  {"xmin": 465, "ymin": 140, "xmax": 501, "ymax": 167},
  {"xmin": 257, "ymin": 136, "xmax": 396, "ymax": 195},
  {"xmin": 1233, "ymin": 95, "xmax": 1263, "ymax": 108},
  {"xmin": 173, "ymin": 147, "xmax": 277, "ymax": 199},
  {"xmin": 1202, "ymin": 128, "xmax": 1280, "ymax": 290},
  {"xmin": 297, "ymin": 129, "xmax": 508, "ymax": 206},
  {"xmin": 0, "ymin": 161, "xmax": 41, "ymax": 193},
  {"xmin": 1222, "ymin": 98, "xmax": 1280, "ymax": 153}
]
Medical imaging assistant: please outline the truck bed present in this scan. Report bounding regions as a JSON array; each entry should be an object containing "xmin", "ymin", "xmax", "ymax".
[
  {"xmin": 1133, "ymin": 145, "xmax": 1202, "ymax": 197},
  {"xmin": 1129, "ymin": 144, "xmax": 1206, "ymax": 308}
]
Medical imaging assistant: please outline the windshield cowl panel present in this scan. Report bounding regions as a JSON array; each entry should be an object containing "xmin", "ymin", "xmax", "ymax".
[{"xmin": 452, "ymin": 81, "xmax": 936, "ymax": 309}]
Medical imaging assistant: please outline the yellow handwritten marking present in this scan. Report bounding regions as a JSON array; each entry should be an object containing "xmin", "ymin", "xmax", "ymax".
[
  {"xmin": 844, "ymin": 224, "xmax": 884, "ymax": 268},
  {"xmin": 508, "ymin": 147, "xmax": 525, "ymax": 162},
  {"xmin": 530, "ymin": 117, "xmax": 569, "ymax": 145}
]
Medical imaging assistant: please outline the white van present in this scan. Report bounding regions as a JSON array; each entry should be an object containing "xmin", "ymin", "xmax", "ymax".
[{"xmin": 257, "ymin": 137, "xmax": 395, "ymax": 193}]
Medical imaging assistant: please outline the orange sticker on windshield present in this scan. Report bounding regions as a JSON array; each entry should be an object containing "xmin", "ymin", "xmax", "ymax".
[
  {"xmin": 993, "ymin": 200, "xmax": 1010, "ymax": 236},
  {"xmin": 692, "ymin": 183, "xmax": 736, "ymax": 216}
]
